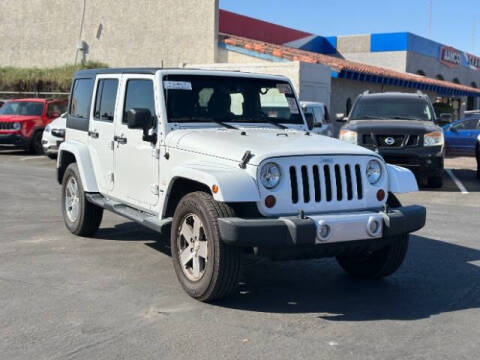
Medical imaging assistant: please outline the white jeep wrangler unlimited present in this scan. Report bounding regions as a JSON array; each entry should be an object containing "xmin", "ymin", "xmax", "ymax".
[{"xmin": 57, "ymin": 68, "xmax": 426, "ymax": 302}]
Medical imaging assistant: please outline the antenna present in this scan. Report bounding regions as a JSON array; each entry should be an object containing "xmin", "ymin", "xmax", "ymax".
[
  {"xmin": 473, "ymin": 15, "xmax": 476, "ymax": 53},
  {"xmin": 428, "ymin": 0, "xmax": 432, "ymax": 39}
]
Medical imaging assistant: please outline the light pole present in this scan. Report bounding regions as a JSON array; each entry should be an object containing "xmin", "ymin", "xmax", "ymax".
[{"xmin": 428, "ymin": 0, "xmax": 432, "ymax": 39}]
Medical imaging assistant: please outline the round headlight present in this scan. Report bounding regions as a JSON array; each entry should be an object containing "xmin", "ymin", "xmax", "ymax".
[
  {"xmin": 13, "ymin": 122, "xmax": 21, "ymax": 131},
  {"xmin": 45, "ymin": 125, "xmax": 51, "ymax": 132},
  {"xmin": 260, "ymin": 162, "xmax": 281, "ymax": 189},
  {"xmin": 366, "ymin": 159, "xmax": 383, "ymax": 185}
]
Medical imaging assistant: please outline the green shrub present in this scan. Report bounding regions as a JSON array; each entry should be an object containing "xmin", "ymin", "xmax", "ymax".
[{"xmin": 0, "ymin": 61, "xmax": 108, "ymax": 93}]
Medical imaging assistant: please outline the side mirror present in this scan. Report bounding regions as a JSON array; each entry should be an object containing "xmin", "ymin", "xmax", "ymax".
[
  {"xmin": 49, "ymin": 111, "xmax": 60, "ymax": 119},
  {"xmin": 304, "ymin": 113, "xmax": 314, "ymax": 131},
  {"xmin": 438, "ymin": 113, "xmax": 453, "ymax": 126},
  {"xmin": 450, "ymin": 126, "xmax": 458, "ymax": 133},
  {"xmin": 336, "ymin": 113, "xmax": 347, "ymax": 122},
  {"xmin": 127, "ymin": 108, "xmax": 156, "ymax": 143}
]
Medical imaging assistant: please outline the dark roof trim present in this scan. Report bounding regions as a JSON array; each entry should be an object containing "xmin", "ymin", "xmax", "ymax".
[{"xmin": 74, "ymin": 68, "xmax": 163, "ymax": 77}]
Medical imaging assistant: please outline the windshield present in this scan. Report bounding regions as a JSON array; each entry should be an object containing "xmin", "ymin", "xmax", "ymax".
[
  {"xmin": 163, "ymin": 75, "xmax": 303, "ymax": 126},
  {"xmin": 350, "ymin": 97, "xmax": 433, "ymax": 121},
  {"xmin": 0, "ymin": 101, "xmax": 44, "ymax": 116}
]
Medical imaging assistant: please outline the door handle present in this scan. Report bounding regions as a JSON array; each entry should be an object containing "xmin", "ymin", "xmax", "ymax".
[
  {"xmin": 88, "ymin": 130, "xmax": 99, "ymax": 139},
  {"xmin": 114, "ymin": 135, "xmax": 127, "ymax": 144}
]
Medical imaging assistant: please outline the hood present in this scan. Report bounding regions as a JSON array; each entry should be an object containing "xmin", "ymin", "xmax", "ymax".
[
  {"xmin": 0, "ymin": 115, "xmax": 40, "ymax": 122},
  {"xmin": 166, "ymin": 127, "xmax": 377, "ymax": 166},
  {"xmin": 345, "ymin": 120, "xmax": 440, "ymax": 134},
  {"xmin": 48, "ymin": 116, "xmax": 66, "ymax": 129}
]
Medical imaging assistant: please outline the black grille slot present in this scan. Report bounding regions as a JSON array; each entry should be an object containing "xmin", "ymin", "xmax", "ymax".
[
  {"xmin": 312, "ymin": 165, "xmax": 321, "ymax": 202},
  {"xmin": 289, "ymin": 166, "xmax": 299, "ymax": 204},
  {"xmin": 301, "ymin": 165, "xmax": 310, "ymax": 203},
  {"xmin": 0, "ymin": 122, "xmax": 14, "ymax": 130},
  {"xmin": 406, "ymin": 135, "xmax": 419, "ymax": 147},
  {"xmin": 324, "ymin": 165, "xmax": 332, "ymax": 202},
  {"xmin": 345, "ymin": 164, "xmax": 353, "ymax": 200},
  {"xmin": 355, "ymin": 164, "xmax": 363, "ymax": 199},
  {"xmin": 334, "ymin": 164, "xmax": 342, "ymax": 201}
]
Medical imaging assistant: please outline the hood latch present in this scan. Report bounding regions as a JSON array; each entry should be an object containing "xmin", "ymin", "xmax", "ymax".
[{"xmin": 239, "ymin": 150, "xmax": 253, "ymax": 169}]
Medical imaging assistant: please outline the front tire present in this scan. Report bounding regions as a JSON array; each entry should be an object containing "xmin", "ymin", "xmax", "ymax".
[
  {"xmin": 336, "ymin": 193, "xmax": 409, "ymax": 278},
  {"xmin": 427, "ymin": 175, "xmax": 443, "ymax": 188},
  {"xmin": 170, "ymin": 191, "xmax": 242, "ymax": 302},
  {"xmin": 29, "ymin": 130, "xmax": 44, "ymax": 155},
  {"xmin": 61, "ymin": 163, "xmax": 103, "ymax": 236}
]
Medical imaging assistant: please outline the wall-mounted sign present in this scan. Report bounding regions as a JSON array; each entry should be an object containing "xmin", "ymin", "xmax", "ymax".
[
  {"xmin": 467, "ymin": 53, "xmax": 480, "ymax": 70},
  {"xmin": 440, "ymin": 46, "xmax": 462, "ymax": 67}
]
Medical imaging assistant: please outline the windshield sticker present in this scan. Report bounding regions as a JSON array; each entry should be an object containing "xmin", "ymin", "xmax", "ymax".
[
  {"xmin": 287, "ymin": 97, "xmax": 299, "ymax": 114},
  {"xmin": 276, "ymin": 84, "xmax": 292, "ymax": 94},
  {"xmin": 163, "ymin": 81, "xmax": 192, "ymax": 90}
]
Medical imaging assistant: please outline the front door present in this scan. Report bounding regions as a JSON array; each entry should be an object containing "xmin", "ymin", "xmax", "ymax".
[
  {"xmin": 446, "ymin": 118, "xmax": 480, "ymax": 156},
  {"xmin": 111, "ymin": 75, "xmax": 159, "ymax": 210},
  {"xmin": 88, "ymin": 75, "xmax": 120, "ymax": 192}
]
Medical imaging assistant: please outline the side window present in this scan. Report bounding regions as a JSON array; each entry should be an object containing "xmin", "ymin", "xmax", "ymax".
[
  {"xmin": 70, "ymin": 79, "xmax": 94, "ymax": 119},
  {"xmin": 123, "ymin": 79, "xmax": 155, "ymax": 124},
  {"xmin": 94, "ymin": 79, "xmax": 119, "ymax": 121},
  {"xmin": 454, "ymin": 119, "xmax": 477, "ymax": 130},
  {"xmin": 47, "ymin": 101, "xmax": 67, "ymax": 117}
]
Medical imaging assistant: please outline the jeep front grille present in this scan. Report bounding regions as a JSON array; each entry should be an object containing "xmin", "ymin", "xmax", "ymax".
[
  {"xmin": 0, "ymin": 122, "xmax": 15, "ymax": 130},
  {"xmin": 289, "ymin": 163, "xmax": 363, "ymax": 204}
]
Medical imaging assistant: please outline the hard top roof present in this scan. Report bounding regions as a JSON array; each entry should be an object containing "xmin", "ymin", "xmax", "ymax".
[{"xmin": 359, "ymin": 92, "xmax": 429, "ymax": 100}]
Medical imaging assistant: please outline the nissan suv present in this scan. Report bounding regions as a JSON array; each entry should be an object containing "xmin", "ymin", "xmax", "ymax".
[
  {"xmin": 57, "ymin": 68, "xmax": 426, "ymax": 302},
  {"xmin": 338, "ymin": 92, "xmax": 445, "ymax": 188}
]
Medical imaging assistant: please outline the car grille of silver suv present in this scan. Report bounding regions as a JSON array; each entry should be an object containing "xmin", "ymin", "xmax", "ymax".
[{"xmin": 289, "ymin": 163, "xmax": 364, "ymax": 204}]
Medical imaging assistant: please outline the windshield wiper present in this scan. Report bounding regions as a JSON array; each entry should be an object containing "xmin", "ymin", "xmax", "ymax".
[
  {"xmin": 352, "ymin": 115, "xmax": 388, "ymax": 120},
  {"xmin": 212, "ymin": 118, "xmax": 238, "ymax": 130},
  {"xmin": 253, "ymin": 113, "xmax": 288, "ymax": 129},
  {"xmin": 391, "ymin": 116, "xmax": 423, "ymax": 120}
]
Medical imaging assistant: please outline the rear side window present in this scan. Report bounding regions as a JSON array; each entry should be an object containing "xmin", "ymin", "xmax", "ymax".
[
  {"xmin": 94, "ymin": 79, "xmax": 119, "ymax": 121},
  {"xmin": 70, "ymin": 79, "xmax": 94, "ymax": 119},
  {"xmin": 123, "ymin": 79, "xmax": 155, "ymax": 124}
]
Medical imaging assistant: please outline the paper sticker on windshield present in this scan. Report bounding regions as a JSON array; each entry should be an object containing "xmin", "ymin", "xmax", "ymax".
[
  {"xmin": 276, "ymin": 84, "xmax": 292, "ymax": 94},
  {"xmin": 163, "ymin": 81, "xmax": 192, "ymax": 90},
  {"xmin": 287, "ymin": 97, "xmax": 299, "ymax": 114}
]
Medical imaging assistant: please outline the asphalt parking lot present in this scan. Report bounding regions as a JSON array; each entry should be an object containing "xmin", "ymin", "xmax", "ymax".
[{"xmin": 1, "ymin": 151, "xmax": 480, "ymax": 360}]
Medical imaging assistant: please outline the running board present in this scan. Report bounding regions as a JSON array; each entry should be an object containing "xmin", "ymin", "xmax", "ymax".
[{"xmin": 86, "ymin": 193, "xmax": 172, "ymax": 234}]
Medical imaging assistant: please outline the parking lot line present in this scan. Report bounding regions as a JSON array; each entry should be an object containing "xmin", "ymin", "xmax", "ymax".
[
  {"xmin": 20, "ymin": 156, "xmax": 45, "ymax": 161},
  {"xmin": 446, "ymin": 169, "xmax": 469, "ymax": 194}
]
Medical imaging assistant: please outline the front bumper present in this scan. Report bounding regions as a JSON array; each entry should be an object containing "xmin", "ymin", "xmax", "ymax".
[
  {"xmin": 377, "ymin": 147, "xmax": 444, "ymax": 176},
  {"xmin": 0, "ymin": 133, "xmax": 28, "ymax": 147},
  {"xmin": 218, "ymin": 205, "xmax": 426, "ymax": 248}
]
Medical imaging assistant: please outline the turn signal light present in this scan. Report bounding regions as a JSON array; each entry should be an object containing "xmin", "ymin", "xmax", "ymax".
[
  {"xmin": 265, "ymin": 195, "xmax": 276, "ymax": 208},
  {"xmin": 377, "ymin": 189, "xmax": 385, "ymax": 201},
  {"xmin": 212, "ymin": 184, "xmax": 219, "ymax": 194}
]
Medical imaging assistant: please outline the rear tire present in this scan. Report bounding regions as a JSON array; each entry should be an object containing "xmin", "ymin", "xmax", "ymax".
[
  {"xmin": 170, "ymin": 191, "xmax": 242, "ymax": 302},
  {"xmin": 61, "ymin": 163, "xmax": 103, "ymax": 236},
  {"xmin": 29, "ymin": 130, "xmax": 44, "ymax": 155},
  {"xmin": 336, "ymin": 193, "xmax": 409, "ymax": 278}
]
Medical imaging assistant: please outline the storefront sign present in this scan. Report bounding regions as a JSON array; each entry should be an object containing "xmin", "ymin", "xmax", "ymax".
[
  {"xmin": 440, "ymin": 46, "xmax": 462, "ymax": 67},
  {"xmin": 467, "ymin": 53, "xmax": 480, "ymax": 70}
]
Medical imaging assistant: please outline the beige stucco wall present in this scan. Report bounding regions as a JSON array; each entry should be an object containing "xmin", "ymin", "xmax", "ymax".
[{"xmin": 0, "ymin": 0, "xmax": 218, "ymax": 67}]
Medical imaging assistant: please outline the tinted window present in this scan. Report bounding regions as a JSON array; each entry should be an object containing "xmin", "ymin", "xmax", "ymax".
[
  {"xmin": 123, "ymin": 80, "xmax": 155, "ymax": 124},
  {"xmin": 350, "ymin": 97, "xmax": 433, "ymax": 121},
  {"xmin": 0, "ymin": 101, "xmax": 44, "ymax": 116},
  {"xmin": 70, "ymin": 79, "xmax": 94, "ymax": 119},
  {"xmin": 94, "ymin": 79, "xmax": 119, "ymax": 121}
]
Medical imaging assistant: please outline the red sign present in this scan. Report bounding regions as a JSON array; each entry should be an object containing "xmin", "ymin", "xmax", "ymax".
[{"xmin": 440, "ymin": 46, "xmax": 461, "ymax": 67}]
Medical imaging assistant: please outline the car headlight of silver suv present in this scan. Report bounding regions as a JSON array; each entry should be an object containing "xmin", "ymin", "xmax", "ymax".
[
  {"xmin": 366, "ymin": 159, "xmax": 383, "ymax": 185},
  {"xmin": 260, "ymin": 162, "xmax": 281, "ymax": 189}
]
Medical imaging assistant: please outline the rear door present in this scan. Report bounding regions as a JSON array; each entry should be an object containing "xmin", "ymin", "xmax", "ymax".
[
  {"xmin": 111, "ymin": 75, "xmax": 159, "ymax": 209},
  {"xmin": 87, "ymin": 75, "xmax": 120, "ymax": 192}
]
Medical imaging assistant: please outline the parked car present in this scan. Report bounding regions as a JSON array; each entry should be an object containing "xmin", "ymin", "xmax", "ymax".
[
  {"xmin": 0, "ymin": 98, "xmax": 67, "ymax": 154},
  {"xmin": 443, "ymin": 116, "xmax": 480, "ymax": 157},
  {"xmin": 57, "ymin": 68, "xmax": 425, "ymax": 302},
  {"xmin": 42, "ymin": 113, "xmax": 67, "ymax": 159},
  {"xmin": 301, "ymin": 101, "xmax": 333, "ymax": 137},
  {"xmin": 338, "ymin": 91, "xmax": 445, "ymax": 188}
]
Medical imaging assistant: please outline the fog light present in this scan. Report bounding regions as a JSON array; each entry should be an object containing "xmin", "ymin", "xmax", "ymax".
[
  {"xmin": 265, "ymin": 195, "xmax": 276, "ymax": 208},
  {"xmin": 366, "ymin": 217, "xmax": 381, "ymax": 237},
  {"xmin": 317, "ymin": 221, "xmax": 331, "ymax": 241},
  {"xmin": 377, "ymin": 189, "xmax": 385, "ymax": 201}
]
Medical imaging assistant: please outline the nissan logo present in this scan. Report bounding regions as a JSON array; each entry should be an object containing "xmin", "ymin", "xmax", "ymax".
[{"xmin": 384, "ymin": 137, "xmax": 395, "ymax": 146}]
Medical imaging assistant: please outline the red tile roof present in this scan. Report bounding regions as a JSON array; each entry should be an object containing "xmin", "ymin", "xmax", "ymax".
[{"xmin": 220, "ymin": 34, "xmax": 480, "ymax": 96}]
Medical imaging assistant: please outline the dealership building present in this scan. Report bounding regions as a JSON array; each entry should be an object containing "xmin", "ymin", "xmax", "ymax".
[{"xmin": 1, "ymin": 1, "xmax": 479, "ymax": 119}]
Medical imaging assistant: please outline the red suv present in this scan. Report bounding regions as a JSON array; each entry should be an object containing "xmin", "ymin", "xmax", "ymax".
[{"xmin": 0, "ymin": 98, "xmax": 67, "ymax": 154}]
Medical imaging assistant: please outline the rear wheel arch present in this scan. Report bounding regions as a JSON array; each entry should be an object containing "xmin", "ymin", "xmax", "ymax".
[{"xmin": 57, "ymin": 150, "xmax": 76, "ymax": 185}]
